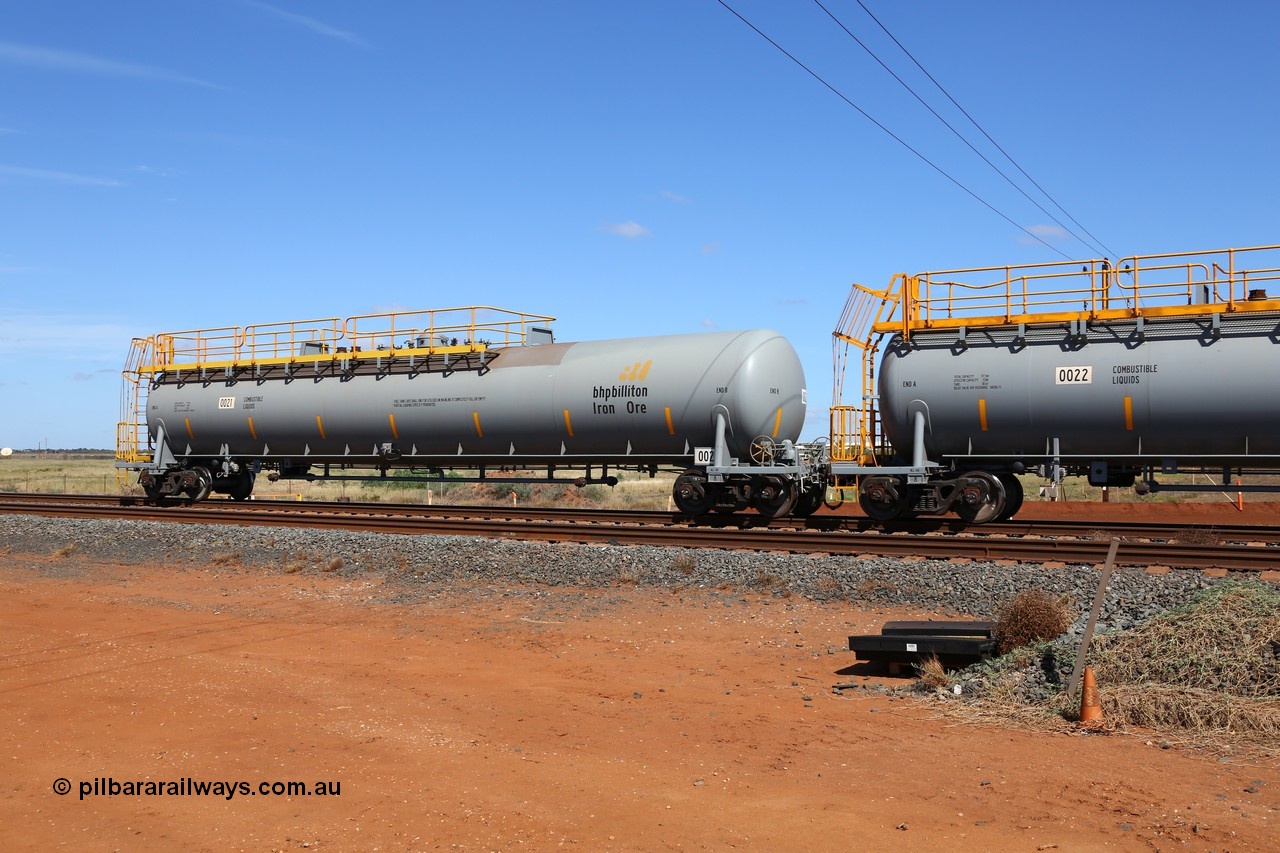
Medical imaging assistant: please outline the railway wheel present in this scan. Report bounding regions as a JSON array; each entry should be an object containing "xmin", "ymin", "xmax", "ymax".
[
  {"xmin": 791, "ymin": 487, "xmax": 824, "ymax": 517},
  {"xmin": 997, "ymin": 473, "xmax": 1024, "ymax": 521},
  {"xmin": 955, "ymin": 471, "xmax": 1006, "ymax": 524},
  {"xmin": 858, "ymin": 475, "xmax": 912, "ymax": 522},
  {"xmin": 142, "ymin": 481, "xmax": 172, "ymax": 507},
  {"xmin": 673, "ymin": 468, "xmax": 713, "ymax": 516},
  {"xmin": 752, "ymin": 475, "xmax": 797, "ymax": 518},
  {"xmin": 184, "ymin": 466, "xmax": 213, "ymax": 503},
  {"xmin": 225, "ymin": 470, "xmax": 256, "ymax": 501}
]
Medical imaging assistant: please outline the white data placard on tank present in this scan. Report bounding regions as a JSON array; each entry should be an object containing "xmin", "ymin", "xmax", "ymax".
[{"xmin": 1053, "ymin": 366, "xmax": 1093, "ymax": 385}]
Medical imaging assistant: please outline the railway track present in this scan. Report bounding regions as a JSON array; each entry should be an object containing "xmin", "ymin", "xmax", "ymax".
[{"xmin": 3, "ymin": 493, "xmax": 1278, "ymax": 572}]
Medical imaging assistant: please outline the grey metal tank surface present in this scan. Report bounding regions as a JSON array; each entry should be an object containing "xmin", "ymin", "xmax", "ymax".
[
  {"xmin": 146, "ymin": 329, "xmax": 806, "ymax": 467},
  {"xmin": 877, "ymin": 312, "xmax": 1280, "ymax": 465}
]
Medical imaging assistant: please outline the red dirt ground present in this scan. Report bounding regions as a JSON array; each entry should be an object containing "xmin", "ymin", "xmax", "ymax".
[
  {"xmin": 2, "ymin": 503, "xmax": 1278, "ymax": 850},
  {"xmin": 1011, "ymin": 497, "xmax": 1280, "ymax": 526}
]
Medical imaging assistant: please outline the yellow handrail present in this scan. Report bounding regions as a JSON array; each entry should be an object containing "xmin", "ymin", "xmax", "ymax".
[
  {"xmin": 901, "ymin": 244, "xmax": 1280, "ymax": 333},
  {"xmin": 126, "ymin": 305, "xmax": 556, "ymax": 374}
]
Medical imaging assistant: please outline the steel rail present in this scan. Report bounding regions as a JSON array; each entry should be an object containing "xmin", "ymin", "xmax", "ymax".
[
  {"xmin": 1, "ymin": 496, "xmax": 1276, "ymax": 571},
  {"xmin": 2, "ymin": 493, "xmax": 1278, "ymax": 544}
]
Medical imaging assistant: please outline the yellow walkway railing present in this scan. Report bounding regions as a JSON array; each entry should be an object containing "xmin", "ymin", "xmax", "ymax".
[{"xmin": 905, "ymin": 244, "xmax": 1280, "ymax": 333}]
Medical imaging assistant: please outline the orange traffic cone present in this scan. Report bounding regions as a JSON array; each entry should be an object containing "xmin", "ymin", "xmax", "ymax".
[{"xmin": 1079, "ymin": 666, "xmax": 1103, "ymax": 724}]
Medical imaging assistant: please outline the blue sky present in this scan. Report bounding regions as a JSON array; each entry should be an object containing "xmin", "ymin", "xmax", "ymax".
[{"xmin": 1, "ymin": 1, "xmax": 1277, "ymax": 450}]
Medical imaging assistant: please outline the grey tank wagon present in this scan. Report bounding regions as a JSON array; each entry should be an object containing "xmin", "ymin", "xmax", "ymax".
[
  {"xmin": 117, "ymin": 306, "xmax": 820, "ymax": 518},
  {"xmin": 830, "ymin": 244, "xmax": 1280, "ymax": 523}
]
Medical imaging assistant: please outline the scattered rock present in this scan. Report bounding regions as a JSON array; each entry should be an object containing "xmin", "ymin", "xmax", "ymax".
[{"xmin": 0, "ymin": 516, "xmax": 1219, "ymax": 633}]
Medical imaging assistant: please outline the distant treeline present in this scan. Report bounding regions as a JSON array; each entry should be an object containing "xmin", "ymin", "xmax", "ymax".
[{"xmin": 3, "ymin": 450, "xmax": 115, "ymax": 459}]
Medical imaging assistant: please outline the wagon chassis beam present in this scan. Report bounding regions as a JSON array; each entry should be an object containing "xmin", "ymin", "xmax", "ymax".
[{"xmin": 269, "ymin": 464, "xmax": 634, "ymax": 488}]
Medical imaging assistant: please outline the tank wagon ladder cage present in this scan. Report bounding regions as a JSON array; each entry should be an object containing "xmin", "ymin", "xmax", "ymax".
[
  {"xmin": 114, "ymin": 306, "xmax": 555, "ymax": 472},
  {"xmin": 115, "ymin": 335, "xmax": 161, "ymax": 483},
  {"xmin": 829, "ymin": 276, "xmax": 910, "ymax": 501}
]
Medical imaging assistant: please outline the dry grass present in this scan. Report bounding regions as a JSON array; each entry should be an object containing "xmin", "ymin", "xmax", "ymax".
[
  {"xmin": 914, "ymin": 655, "xmax": 951, "ymax": 690},
  {"xmin": 1091, "ymin": 582, "xmax": 1280, "ymax": 698},
  {"xmin": 752, "ymin": 569, "xmax": 785, "ymax": 592},
  {"xmin": 0, "ymin": 454, "xmax": 681, "ymax": 510},
  {"xmin": 0, "ymin": 456, "xmax": 129, "ymax": 496},
  {"xmin": 281, "ymin": 551, "xmax": 313, "ymax": 574},
  {"xmin": 387, "ymin": 554, "xmax": 412, "ymax": 579},
  {"xmin": 671, "ymin": 553, "xmax": 697, "ymax": 577},
  {"xmin": 7, "ymin": 453, "xmax": 1280, "ymax": 511},
  {"xmin": 1102, "ymin": 684, "xmax": 1280, "ymax": 738},
  {"xmin": 52, "ymin": 544, "xmax": 76, "ymax": 558},
  {"xmin": 1173, "ymin": 527, "xmax": 1222, "ymax": 546},
  {"xmin": 993, "ymin": 589, "xmax": 1074, "ymax": 655},
  {"xmin": 8, "ymin": 453, "xmax": 1279, "ymax": 524},
  {"xmin": 814, "ymin": 576, "xmax": 842, "ymax": 597},
  {"xmin": 209, "ymin": 552, "xmax": 244, "ymax": 568},
  {"xmin": 937, "ymin": 581, "xmax": 1280, "ymax": 756},
  {"xmin": 855, "ymin": 578, "xmax": 900, "ymax": 598}
]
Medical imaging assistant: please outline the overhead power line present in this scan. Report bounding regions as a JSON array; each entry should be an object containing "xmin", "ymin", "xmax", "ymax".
[
  {"xmin": 816, "ymin": 0, "xmax": 1112, "ymax": 259},
  {"xmin": 845, "ymin": 0, "xmax": 1116, "ymax": 258},
  {"xmin": 715, "ymin": 0, "xmax": 1104, "ymax": 261}
]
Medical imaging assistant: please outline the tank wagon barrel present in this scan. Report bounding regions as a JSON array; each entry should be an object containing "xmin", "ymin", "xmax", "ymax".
[
  {"xmin": 117, "ymin": 305, "xmax": 818, "ymax": 516},
  {"xmin": 831, "ymin": 243, "xmax": 1280, "ymax": 522}
]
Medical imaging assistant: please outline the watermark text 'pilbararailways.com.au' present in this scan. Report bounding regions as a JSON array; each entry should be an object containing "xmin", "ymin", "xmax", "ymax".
[{"xmin": 52, "ymin": 777, "xmax": 340, "ymax": 801}]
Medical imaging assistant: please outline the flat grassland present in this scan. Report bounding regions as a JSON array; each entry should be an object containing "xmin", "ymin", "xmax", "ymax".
[{"xmin": 1, "ymin": 452, "xmax": 1270, "ymax": 511}]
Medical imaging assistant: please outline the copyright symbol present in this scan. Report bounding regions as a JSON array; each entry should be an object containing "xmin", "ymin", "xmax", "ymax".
[{"xmin": 52, "ymin": 778, "xmax": 71, "ymax": 796}]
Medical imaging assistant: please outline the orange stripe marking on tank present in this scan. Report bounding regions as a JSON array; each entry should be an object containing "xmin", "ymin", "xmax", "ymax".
[
  {"xmin": 978, "ymin": 398, "xmax": 988, "ymax": 431},
  {"xmin": 247, "ymin": 416, "xmax": 257, "ymax": 441},
  {"xmin": 388, "ymin": 413, "xmax": 399, "ymax": 440},
  {"xmin": 184, "ymin": 418, "xmax": 194, "ymax": 439},
  {"xmin": 664, "ymin": 407, "xmax": 675, "ymax": 435},
  {"xmin": 772, "ymin": 407, "xmax": 783, "ymax": 438},
  {"xmin": 1124, "ymin": 396, "xmax": 1134, "ymax": 430},
  {"xmin": 315, "ymin": 415, "xmax": 327, "ymax": 440},
  {"xmin": 637, "ymin": 360, "xmax": 652, "ymax": 381},
  {"xmin": 472, "ymin": 411, "xmax": 484, "ymax": 438},
  {"xmin": 563, "ymin": 409, "xmax": 574, "ymax": 438}
]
